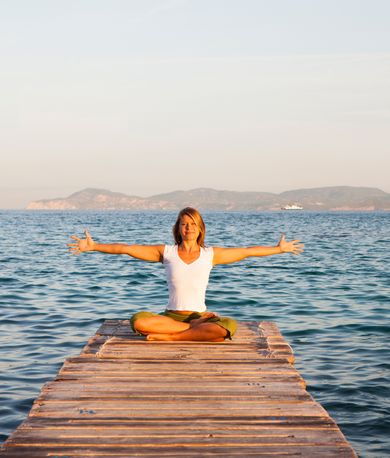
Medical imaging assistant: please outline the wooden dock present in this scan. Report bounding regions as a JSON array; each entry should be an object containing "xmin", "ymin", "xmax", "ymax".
[{"xmin": 1, "ymin": 320, "xmax": 357, "ymax": 457}]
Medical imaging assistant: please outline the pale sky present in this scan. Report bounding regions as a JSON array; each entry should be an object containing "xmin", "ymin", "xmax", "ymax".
[{"xmin": 1, "ymin": 0, "xmax": 390, "ymax": 208}]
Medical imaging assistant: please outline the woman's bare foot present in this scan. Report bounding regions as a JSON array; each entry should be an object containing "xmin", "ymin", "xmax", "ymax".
[{"xmin": 146, "ymin": 333, "xmax": 173, "ymax": 341}]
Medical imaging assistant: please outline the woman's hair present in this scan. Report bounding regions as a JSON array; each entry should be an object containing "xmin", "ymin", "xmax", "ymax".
[{"xmin": 173, "ymin": 207, "xmax": 206, "ymax": 247}]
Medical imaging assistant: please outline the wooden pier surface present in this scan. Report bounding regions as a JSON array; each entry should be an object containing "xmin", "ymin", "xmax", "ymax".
[{"xmin": 1, "ymin": 320, "xmax": 357, "ymax": 457}]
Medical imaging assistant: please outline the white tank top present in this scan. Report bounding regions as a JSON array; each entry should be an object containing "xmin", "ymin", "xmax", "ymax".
[{"xmin": 163, "ymin": 244, "xmax": 214, "ymax": 312}]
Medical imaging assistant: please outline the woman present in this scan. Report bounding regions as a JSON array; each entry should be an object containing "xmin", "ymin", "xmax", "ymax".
[{"xmin": 68, "ymin": 207, "xmax": 303, "ymax": 342}]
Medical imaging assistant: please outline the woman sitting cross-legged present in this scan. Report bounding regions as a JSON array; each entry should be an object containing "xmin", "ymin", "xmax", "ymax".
[{"xmin": 68, "ymin": 207, "xmax": 303, "ymax": 341}]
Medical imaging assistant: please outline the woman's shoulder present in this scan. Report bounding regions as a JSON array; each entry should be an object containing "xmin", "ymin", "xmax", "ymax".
[
  {"xmin": 202, "ymin": 246, "xmax": 214, "ymax": 258},
  {"xmin": 163, "ymin": 244, "xmax": 177, "ymax": 258}
]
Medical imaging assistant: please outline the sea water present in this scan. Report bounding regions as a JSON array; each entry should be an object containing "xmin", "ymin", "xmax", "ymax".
[{"xmin": 0, "ymin": 210, "xmax": 389, "ymax": 457}]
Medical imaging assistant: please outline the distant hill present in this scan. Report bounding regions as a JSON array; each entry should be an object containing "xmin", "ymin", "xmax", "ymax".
[
  {"xmin": 26, "ymin": 188, "xmax": 176, "ymax": 210},
  {"xmin": 26, "ymin": 186, "xmax": 390, "ymax": 211}
]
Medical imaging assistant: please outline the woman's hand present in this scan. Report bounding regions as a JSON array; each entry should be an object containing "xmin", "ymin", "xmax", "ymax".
[
  {"xmin": 278, "ymin": 234, "xmax": 304, "ymax": 255},
  {"xmin": 67, "ymin": 229, "xmax": 95, "ymax": 255},
  {"xmin": 189, "ymin": 312, "xmax": 219, "ymax": 328}
]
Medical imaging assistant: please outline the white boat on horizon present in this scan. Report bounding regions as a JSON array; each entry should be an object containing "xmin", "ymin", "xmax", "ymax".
[{"xmin": 281, "ymin": 203, "xmax": 304, "ymax": 210}]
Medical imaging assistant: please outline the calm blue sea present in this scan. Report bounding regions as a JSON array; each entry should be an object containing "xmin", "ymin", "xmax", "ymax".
[{"xmin": 0, "ymin": 210, "xmax": 389, "ymax": 457}]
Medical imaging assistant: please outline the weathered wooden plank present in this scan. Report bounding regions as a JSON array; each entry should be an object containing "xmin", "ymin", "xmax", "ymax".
[
  {"xmin": 29, "ymin": 403, "xmax": 330, "ymax": 419},
  {"xmin": 13, "ymin": 422, "xmax": 341, "ymax": 434},
  {"xmin": 12, "ymin": 416, "xmax": 341, "ymax": 428},
  {"xmin": 60, "ymin": 359, "xmax": 293, "ymax": 369},
  {"xmin": 37, "ymin": 395, "xmax": 313, "ymax": 404},
  {"xmin": 4, "ymin": 431, "xmax": 345, "ymax": 448},
  {"xmin": 40, "ymin": 383, "xmax": 307, "ymax": 391},
  {"xmin": 60, "ymin": 359, "xmax": 296, "ymax": 369},
  {"xmin": 55, "ymin": 373, "xmax": 304, "ymax": 382},
  {"xmin": 95, "ymin": 350, "xmax": 273, "ymax": 360},
  {"xmin": 0, "ymin": 445, "xmax": 357, "ymax": 458}
]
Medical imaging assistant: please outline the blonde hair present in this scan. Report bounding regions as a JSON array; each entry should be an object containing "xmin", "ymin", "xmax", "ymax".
[{"xmin": 173, "ymin": 207, "xmax": 206, "ymax": 247}]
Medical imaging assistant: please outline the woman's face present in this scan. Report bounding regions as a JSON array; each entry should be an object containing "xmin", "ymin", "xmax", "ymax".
[{"xmin": 179, "ymin": 214, "xmax": 200, "ymax": 243}]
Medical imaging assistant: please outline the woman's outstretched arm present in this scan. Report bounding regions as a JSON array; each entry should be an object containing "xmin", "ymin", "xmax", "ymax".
[
  {"xmin": 213, "ymin": 235, "xmax": 304, "ymax": 265},
  {"xmin": 68, "ymin": 230, "xmax": 164, "ymax": 262}
]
